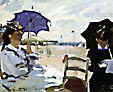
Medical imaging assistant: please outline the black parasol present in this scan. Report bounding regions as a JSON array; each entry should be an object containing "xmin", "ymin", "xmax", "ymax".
[{"xmin": 81, "ymin": 19, "xmax": 113, "ymax": 49}]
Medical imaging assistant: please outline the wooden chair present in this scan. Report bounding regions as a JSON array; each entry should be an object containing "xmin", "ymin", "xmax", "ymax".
[{"xmin": 62, "ymin": 55, "xmax": 89, "ymax": 92}]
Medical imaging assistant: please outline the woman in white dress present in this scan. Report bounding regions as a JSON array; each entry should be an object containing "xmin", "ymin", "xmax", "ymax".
[{"xmin": 0, "ymin": 22, "xmax": 63, "ymax": 92}]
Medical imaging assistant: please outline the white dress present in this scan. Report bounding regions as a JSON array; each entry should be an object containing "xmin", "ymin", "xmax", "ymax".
[{"xmin": 0, "ymin": 44, "xmax": 63, "ymax": 92}]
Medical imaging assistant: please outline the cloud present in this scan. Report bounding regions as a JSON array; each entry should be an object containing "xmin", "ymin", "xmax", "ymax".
[
  {"xmin": 5, "ymin": 0, "xmax": 23, "ymax": 12},
  {"xmin": 33, "ymin": 0, "xmax": 51, "ymax": 3},
  {"xmin": 79, "ymin": 0, "xmax": 113, "ymax": 20},
  {"xmin": 0, "ymin": 0, "xmax": 9, "ymax": 5},
  {"xmin": 1, "ymin": 0, "xmax": 113, "ymax": 42}
]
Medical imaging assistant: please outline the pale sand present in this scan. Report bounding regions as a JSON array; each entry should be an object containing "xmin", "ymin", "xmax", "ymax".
[
  {"xmin": 32, "ymin": 45, "xmax": 92, "ymax": 92},
  {"xmin": 36, "ymin": 45, "xmax": 92, "ymax": 81}
]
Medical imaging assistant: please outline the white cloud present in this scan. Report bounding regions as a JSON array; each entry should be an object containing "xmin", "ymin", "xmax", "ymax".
[
  {"xmin": 0, "ymin": 0, "xmax": 9, "ymax": 5},
  {"xmin": 79, "ymin": 0, "xmax": 113, "ymax": 20},
  {"xmin": 5, "ymin": 0, "xmax": 23, "ymax": 12},
  {"xmin": 1, "ymin": 0, "xmax": 113, "ymax": 42}
]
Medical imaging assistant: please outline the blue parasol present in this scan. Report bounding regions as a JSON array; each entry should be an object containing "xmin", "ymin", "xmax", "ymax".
[{"xmin": 9, "ymin": 10, "xmax": 51, "ymax": 36}]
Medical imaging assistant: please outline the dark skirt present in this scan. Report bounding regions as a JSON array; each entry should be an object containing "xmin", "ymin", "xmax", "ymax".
[{"xmin": 89, "ymin": 72, "xmax": 113, "ymax": 92}]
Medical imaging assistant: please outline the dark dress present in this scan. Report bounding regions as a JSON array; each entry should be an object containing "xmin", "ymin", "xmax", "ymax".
[{"xmin": 87, "ymin": 48, "xmax": 113, "ymax": 92}]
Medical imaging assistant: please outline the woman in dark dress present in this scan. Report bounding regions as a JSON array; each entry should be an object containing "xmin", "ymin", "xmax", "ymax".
[{"xmin": 87, "ymin": 30, "xmax": 113, "ymax": 92}]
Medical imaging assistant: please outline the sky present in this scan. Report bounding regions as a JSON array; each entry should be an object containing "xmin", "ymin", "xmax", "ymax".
[{"xmin": 0, "ymin": 0, "xmax": 113, "ymax": 42}]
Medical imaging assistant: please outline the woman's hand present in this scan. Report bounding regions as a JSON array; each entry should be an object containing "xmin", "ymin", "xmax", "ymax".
[
  {"xmin": 96, "ymin": 38, "xmax": 108, "ymax": 48},
  {"xmin": 26, "ymin": 44, "xmax": 32, "ymax": 54}
]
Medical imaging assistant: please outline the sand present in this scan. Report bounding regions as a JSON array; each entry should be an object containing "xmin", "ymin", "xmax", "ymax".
[
  {"xmin": 36, "ymin": 45, "xmax": 90, "ymax": 92},
  {"xmin": 36, "ymin": 45, "xmax": 90, "ymax": 81}
]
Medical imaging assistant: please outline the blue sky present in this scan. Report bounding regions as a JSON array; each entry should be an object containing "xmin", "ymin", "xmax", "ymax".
[{"xmin": 0, "ymin": 0, "xmax": 113, "ymax": 42}]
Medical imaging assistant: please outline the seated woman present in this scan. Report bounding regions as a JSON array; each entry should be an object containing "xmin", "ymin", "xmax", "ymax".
[
  {"xmin": 87, "ymin": 30, "xmax": 113, "ymax": 92},
  {"xmin": 0, "ymin": 22, "xmax": 63, "ymax": 92}
]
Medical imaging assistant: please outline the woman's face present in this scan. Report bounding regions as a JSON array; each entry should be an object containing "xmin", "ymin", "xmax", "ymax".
[
  {"xmin": 96, "ymin": 38, "xmax": 108, "ymax": 48},
  {"xmin": 9, "ymin": 31, "xmax": 22, "ymax": 47}
]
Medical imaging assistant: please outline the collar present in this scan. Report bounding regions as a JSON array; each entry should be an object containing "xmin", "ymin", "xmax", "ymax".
[
  {"xmin": 98, "ymin": 44, "xmax": 108, "ymax": 50},
  {"xmin": 6, "ymin": 44, "xmax": 21, "ymax": 52}
]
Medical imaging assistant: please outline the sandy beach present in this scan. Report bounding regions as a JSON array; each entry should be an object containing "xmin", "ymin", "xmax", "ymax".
[
  {"xmin": 37, "ymin": 45, "xmax": 91, "ymax": 92},
  {"xmin": 37, "ymin": 45, "xmax": 89, "ymax": 80}
]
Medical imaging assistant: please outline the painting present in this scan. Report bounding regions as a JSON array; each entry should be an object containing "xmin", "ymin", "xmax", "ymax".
[{"xmin": 0, "ymin": 0, "xmax": 113, "ymax": 92}]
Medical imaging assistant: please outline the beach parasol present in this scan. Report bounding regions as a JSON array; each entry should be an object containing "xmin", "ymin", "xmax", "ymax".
[
  {"xmin": 9, "ymin": 10, "xmax": 51, "ymax": 37},
  {"xmin": 81, "ymin": 18, "xmax": 113, "ymax": 49}
]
